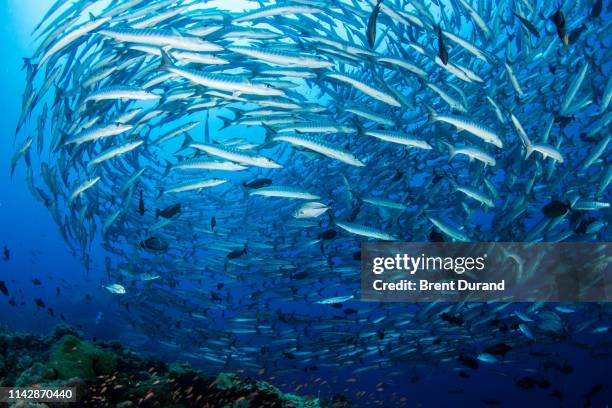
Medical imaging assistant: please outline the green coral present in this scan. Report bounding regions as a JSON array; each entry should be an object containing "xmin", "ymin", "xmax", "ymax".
[
  {"xmin": 47, "ymin": 335, "xmax": 115, "ymax": 381},
  {"xmin": 256, "ymin": 381, "xmax": 320, "ymax": 408},
  {"xmin": 214, "ymin": 372, "xmax": 240, "ymax": 391}
]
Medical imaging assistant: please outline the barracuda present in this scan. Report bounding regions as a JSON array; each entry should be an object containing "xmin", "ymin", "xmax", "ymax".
[
  {"xmin": 163, "ymin": 178, "xmax": 227, "ymax": 194},
  {"xmin": 69, "ymin": 176, "xmax": 101, "ymax": 205},
  {"xmin": 250, "ymin": 186, "xmax": 320, "ymax": 200},
  {"xmin": 153, "ymin": 121, "xmax": 199, "ymax": 145},
  {"xmin": 99, "ymin": 27, "xmax": 223, "ymax": 52},
  {"xmin": 233, "ymin": 5, "xmax": 323, "ymax": 23},
  {"xmin": 427, "ymin": 216, "xmax": 470, "ymax": 242},
  {"xmin": 365, "ymin": 130, "xmax": 432, "ymax": 150},
  {"xmin": 38, "ymin": 16, "xmax": 111, "ymax": 66},
  {"xmin": 83, "ymin": 86, "xmax": 160, "ymax": 103},
  {"xmin": 65, "ymin": 124, "xmax": 133, "ymax": 145},
  {"xmin": 560, "ymin": 62, "xmax": 589, "ymax": 116},
  {"xmin": 189, "ymin": 143, "xmax": 282, "ymax": 169},
  {"xmin": 88, "ymin": 140, "xmax": 144, "ymax": 167},
  {"xmin": 344, "ymin": 107, "xmax": 395, "ymax": 126},
  {"xmin": 429, "ymin": 112, "xmax": 503, "ymax": 148},
  {"xmin": 335, "ymin": 221, "xmax": 398, "ymax": 241},
  {"xmin": 171, "ymin": 159, "xmax": 247, "ymax": 172},
  {"xmin": 273, "ymin": 134, "xmax": 365, "ymax": 167},
  {"xmin": 276, "ymin": 122, "xmax": 356, "ymax": 134},
  {"xmin": 325, "ymin": 73, "xmax": 401, "ymax": 107},
  {"xmin": 229, "ymin": 46, "xmax": 333, "ymax": 69},
  {"xmin": 377, "ymin": 56, "xmax": 427, "ymax": 77},
  {"xmin": 162, "ymin": 59, "xmax": 285, "ymax": 97}
]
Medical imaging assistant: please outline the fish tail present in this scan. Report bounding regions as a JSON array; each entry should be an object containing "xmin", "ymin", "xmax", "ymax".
[
  {"xmin": 441, "ymin": 141, "xmax": 455, "ymax": 160},
  {"xmin": 425, "ymin": 104, "xmax": 437, "ymax": 122},
  {"xmin": 218, "ymin": 115, "xmax": 233, "ymax": 131},
  {"xmin": 176, "ymin": 133, "xmax": 194, "ymax": 153},
  {"xmin": 525, "ymin": 142, "xmax": 534, "ymax": 159},
  {"xmin": 155, "ymin": 187, "xmax": 164, "ymax": 199},
  {"xmin": 159, "ymin": 48, "xmax": 174, "ymax": 71},
  {"xmin": 21, "ymin": 57, "xmax": 34, "ymax": 72}
]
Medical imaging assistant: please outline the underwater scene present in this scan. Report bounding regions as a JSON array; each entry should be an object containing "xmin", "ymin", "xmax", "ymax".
[{"xmin": 1, "ymin": 0, "xmax": 611, "ymax": 406}]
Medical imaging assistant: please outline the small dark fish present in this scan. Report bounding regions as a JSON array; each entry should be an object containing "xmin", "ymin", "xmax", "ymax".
[
  {"xmin": 211, "ymin": 216, "xmax": 216, "ymax": 230},
  {"xmin": 513, "ymin": 12, "xmax": 540, "ymax": 38},
  {"xmin": 216, "ymin": 282, "xmax": 224, "ymax": 290},
  {"xmin": 551, "ymin": 8, "xmax": 568, "ymax": 45},
  {"xmin": 156, "ymin": 203, "xmax": 181, "ymax": 219},
  {"xmin": 429, "ymin": 229, "xmax": 445, "ymax": 242},
  {"xmin": 458, "ymin": 354, "xmax": 479, "ymax": 370},
  {"xmin": 440, "ymin": 312, "xmax": 463, "ymax": 326},
  {"xmin": 3, "ymin": 246, "xmax": 9, "ymax": 261},
  {"xmin": 242, "ymin": 178, "xmax": 272, "ymax": 189},
  {"xmin": 484, "ymin": 343, "xmax": 512, "ymax": 356},
  {"xmin": 515, "ymin": 376, "xmax": 550, "ymax": 390},
  {"xmin": 283, "ymin": 351, "xmax": 296, "ymax": 359},
  {"xmin": 85, "ymin": 294, "xmax": 92, "ymax": 301},
  {"xmin": 586, "ymin": 383, "xmax": 603, "ymax": 398},
  {"xmin": 542, "ymin": 200, "xmax": 571, "ymax": 217},
  {"xmin": 56, "ymin": 287, "xmax": 60, "ymax": 297},
  {"xmin": 0, "ymin": 280, "xmax": 9, "ymax": 296},
  {"xmin": 210, "ymin": 291, "xmax": 222, "ymax": 301},
  {"xmin": 391, "ymin": 170, "xmax": 403, "ymax": 182},
  {"xmin": 32, "ymin": 278, "xmax": 41, "ymax": 286},
  {"xmin": 138, "ymin": 189, "xmax": 145, "ymax": 216},
  {"xmin": 554, "ymin": 114, "xmax": 574, "ymax": 127},
  {"xmin": 292, "ymin": 271, "xmax": 308, "ymax": 280},
  {"xmin": 367, "ymin": 0, "xmax": 384, "ymax": 48},
  {"xmin": 591, "ymin": 0, "xmax": 602, "ymax": 19},
  {"xmin": 353, "ymin": 250, "xmax": 361, "ymax": 260},
  {"xmin": 140, "ymin": 237, "xmax": 169, "ymax": 252},
  {"xmin": 34, "ymin": 298, "xmax": 46, "ymax": 308},
  {"xmin": 343, "ymin": 308, "xmax": 358, "ymax": 315},
  {"xmin": 319, "ymin": 229, "xmax": 337, "ymax": 240},
  {"xmin": 437, "ymin": 24, "xmax": 448, "ymax": 65},
  {"xmin": 549, "ymin": 389, "xmax": 563, "ymax": 400},
  {"xmin": 47, "ymin": 307, "xmax": 55, "ymax": 317},
  {"xmin": 568, "ymin": 24, "xmax": 587, "ymax": 44},
  {"xmin": 227, "ymin": 244, "xmax": 247, "ymax": 259}
]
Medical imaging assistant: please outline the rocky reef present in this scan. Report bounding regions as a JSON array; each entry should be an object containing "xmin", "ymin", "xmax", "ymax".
[{"xmin": 0, "ymin": 325, "xmax": 348, "ymax": 407}]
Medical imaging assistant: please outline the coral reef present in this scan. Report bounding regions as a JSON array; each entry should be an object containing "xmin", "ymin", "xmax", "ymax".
[{"xmin": 0, "ymin": 325, "xmax": 344, "ymax": 407}]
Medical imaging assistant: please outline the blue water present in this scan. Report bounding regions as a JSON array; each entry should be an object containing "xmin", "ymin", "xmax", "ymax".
[{"xmin": 1, "ymin": 1, "xmax": 611, "ymax": 407}]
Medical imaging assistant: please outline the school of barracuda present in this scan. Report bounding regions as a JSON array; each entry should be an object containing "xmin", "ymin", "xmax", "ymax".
[{"xmin": 11, "ymin": 0, "xmax": 612, "ymax": 404}]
